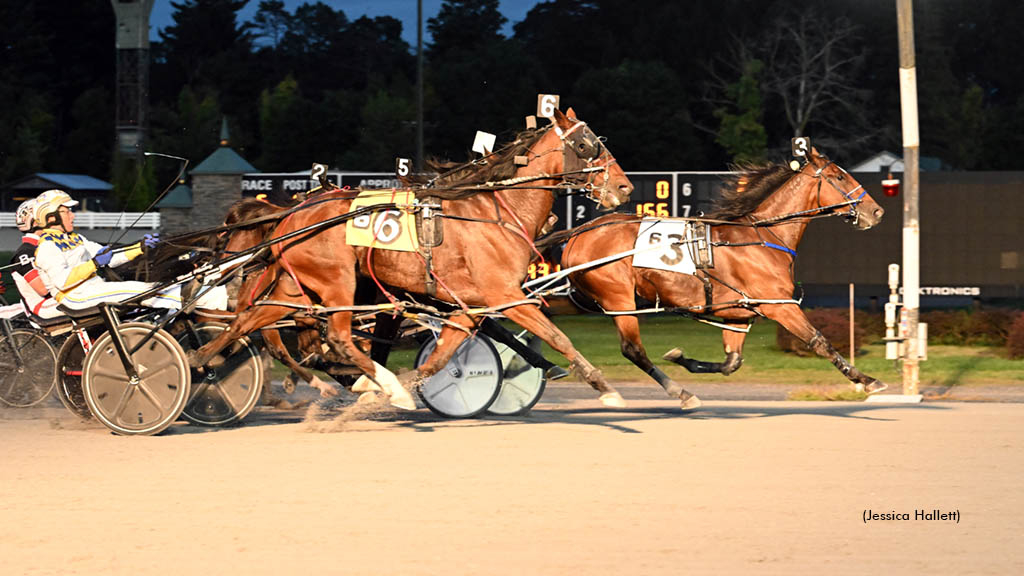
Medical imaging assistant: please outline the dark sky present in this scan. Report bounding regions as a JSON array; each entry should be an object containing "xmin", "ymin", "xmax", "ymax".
[{"xmin": 149, "ymin": 0, "xmax": 544, "ymax": 44}]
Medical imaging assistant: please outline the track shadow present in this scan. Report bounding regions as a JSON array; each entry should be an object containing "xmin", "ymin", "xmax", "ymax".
[
  {"xmin": 379, "ymin": 400, "xmax": 951, "ymax": 435},
  {"xmin": 147, "ymin": 399, "xmax": 952, "ymax": 436}
]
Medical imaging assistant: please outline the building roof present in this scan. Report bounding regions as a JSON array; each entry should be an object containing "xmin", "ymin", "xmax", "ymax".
[
  {"xmin": 190, "ymin": 147, "xmax": 257, "ymax": 175},
  {"xmin": 850, "ymin": 151, "xmax": 947, "ymax": 172},
  {"xmin": 8, "ymin": 173, "xmax": 113, "ymax": 191},
  {"xmin": 156, "ymin": 182, "xmax": 193, "ymax": 208}
]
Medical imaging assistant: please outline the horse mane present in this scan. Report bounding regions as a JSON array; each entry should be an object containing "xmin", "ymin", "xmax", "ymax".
[
  {"xmin": 404, "ymin": 127, "xmax": 550, "ymax": 199},
  {"xmin": 705, "ymin": 162, "xmax": 795, "ymax": 220},
  {"xmin": 223, "ymin": 197, "xmax": 290, "ymax": 228}
]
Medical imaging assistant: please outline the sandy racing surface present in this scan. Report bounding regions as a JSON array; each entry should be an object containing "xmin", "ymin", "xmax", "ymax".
[{"xmin": 2, "ymin": 385, "xmax": 1023, "ymax": 575}]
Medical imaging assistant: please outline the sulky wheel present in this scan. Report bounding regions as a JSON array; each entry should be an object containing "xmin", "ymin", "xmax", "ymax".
[
  {"xmin": 0, "ymin": 329, "xmax": 57, "ymax": 408},
  {"xmin": 177, "ymin": 322, "xmax": 263, "ymax": 427},
  {"xmin": 487, "ymin": 336, "xmax": 546, "ymax": 416},
  {"xmin": 415, "ymin": 333, "xmax": 502, "ymax": 418},
  {"xmin": 55, "ymin": 335, "xmax": 91, "ymax": 419},
  {"xmin": 82, "ymin": 322, "xmax": 190, "ymax": 436}
]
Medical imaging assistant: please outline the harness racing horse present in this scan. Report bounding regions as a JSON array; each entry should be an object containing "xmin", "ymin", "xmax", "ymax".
[
  {"xmin": 190, "ymin": 108, "xmax": 636, "ymax": 408},
  {"xmin": 560, "ymin": 147, "xmax": 886, "ymax": 408}
]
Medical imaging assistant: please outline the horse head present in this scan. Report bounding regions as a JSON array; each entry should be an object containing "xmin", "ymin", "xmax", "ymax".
[
  {"xmin": 532, "ymin": 108, "xmax": 632, "ymax": 210},
  {"xmin": 218, "ymin": 197, "xmax": 289, "ymax": 257},
  {"xmin": 801, "ymin": 147, "xmax": 884, "ymax": 230}
]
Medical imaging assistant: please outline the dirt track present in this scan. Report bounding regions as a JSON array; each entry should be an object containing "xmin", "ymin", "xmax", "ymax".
[{"xmin": 2, "ymin": 388, "xmax": 1023, "ymax": 575}]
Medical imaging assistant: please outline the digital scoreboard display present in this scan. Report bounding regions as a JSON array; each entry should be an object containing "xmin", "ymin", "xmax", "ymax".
[{"xmin": 553, "ymin": 172, "xmax": 726, "ymax": 230}]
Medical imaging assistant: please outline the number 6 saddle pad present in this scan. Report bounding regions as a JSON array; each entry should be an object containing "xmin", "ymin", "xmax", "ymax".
[
  {"xmin": 632, "ymin": 218, "xmax": 713, "ymax": 274},
  {"xmin": 345, "ymin": 189, "xmax": 420, "ymax": 252}
]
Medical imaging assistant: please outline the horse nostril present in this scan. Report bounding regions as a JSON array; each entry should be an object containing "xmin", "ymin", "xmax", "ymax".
[{"xmin": 874, "ymin": 207, "xmax": 885, "ymax": 220}]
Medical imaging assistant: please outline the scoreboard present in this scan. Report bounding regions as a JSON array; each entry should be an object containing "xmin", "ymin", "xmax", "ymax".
[
  {"xmin": 241, "ymin": 171, "xmax": 732, "ymax": 230},
  {"xmin": 554, "ymin": 172, "xmax": 730, "ymax": 230}
]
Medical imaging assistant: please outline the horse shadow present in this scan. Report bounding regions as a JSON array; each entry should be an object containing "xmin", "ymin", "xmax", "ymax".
[
  {"xmin": 158, "ymin": 398, "xmax": 950, "ymax": 436},
  {"xmin": 383, "ymin": 400, "xmax": 950, "ymax": 435}
]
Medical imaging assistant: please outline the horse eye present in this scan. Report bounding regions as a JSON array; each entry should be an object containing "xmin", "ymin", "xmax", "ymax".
[{"xmin": 837, "ymin": 173, "xmax": 845, "ymax": 180}]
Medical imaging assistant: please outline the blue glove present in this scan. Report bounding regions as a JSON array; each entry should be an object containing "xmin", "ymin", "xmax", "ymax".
[
  {"xmin": 93, "ymin": 246, "xmax": 113, "ymax": 267},
  {"xmin": 143, "ymin": 233, "xmax": 160, "ymax": 249}
]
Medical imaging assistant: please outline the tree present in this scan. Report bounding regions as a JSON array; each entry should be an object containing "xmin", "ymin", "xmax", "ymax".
[
  {"xmin": 155, "ymin": 0, "xmax": 254, "ymax": 99},
  {"xmin": 427, "ymin": 0, "xmax": 506, "ymax": 60},
  {"xmin": 713, "ymin": 59, "xmax": 768, "ymax": 164},
  {"xmin": 756, "ymin": 6, "xmax": 873, "ymax": 157},
  {"xmin": 572, "ymin": 60, "xmax": 705, "ymax": 169},
  {"xmin": 252, "ymin": 0, "xmax": 289, "ymax": 47}
]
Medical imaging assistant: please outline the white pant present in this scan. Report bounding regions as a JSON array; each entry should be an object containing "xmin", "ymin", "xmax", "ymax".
[{"xmin": 60, "ymin": 278, "xmax": 228, "ymax": 311}]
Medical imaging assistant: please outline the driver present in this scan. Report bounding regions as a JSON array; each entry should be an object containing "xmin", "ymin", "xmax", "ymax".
[
  {"xmin": 9, "ymin": 198, "xmax": 63, "ymax": 319},
  {"xmin": 31, "ymin": 189, "xmax": 227, "ymax": 311}
]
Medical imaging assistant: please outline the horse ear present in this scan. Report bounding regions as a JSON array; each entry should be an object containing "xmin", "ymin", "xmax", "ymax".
[
  {"xmin": 566, "ymin": 107, "xmax": 577, "ymax": 119},
  {"xmin": 551, "ymin": 107, "xmax": 572, "ymax": 130}
]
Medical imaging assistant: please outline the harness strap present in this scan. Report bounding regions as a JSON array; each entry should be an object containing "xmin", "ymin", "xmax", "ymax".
[{"xmin": 763, "ymin": 241, "xmax": 797, "ymax": 258}]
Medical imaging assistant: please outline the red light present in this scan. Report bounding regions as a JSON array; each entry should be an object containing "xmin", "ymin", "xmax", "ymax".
[{"xmin": 881, "ymin": 178, "xmax": 900, "ymax": 197}]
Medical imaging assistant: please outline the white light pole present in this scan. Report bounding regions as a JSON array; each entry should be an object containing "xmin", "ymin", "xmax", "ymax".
[{"xmin": 896, "ymin": 0, "xmax": 921, "ymax": 396}]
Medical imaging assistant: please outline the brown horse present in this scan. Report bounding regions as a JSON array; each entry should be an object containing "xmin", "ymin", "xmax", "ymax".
[
  {"xmin": 191, "ymin": 108, "xmax": 636, "ymax": 408},
  {"xmin": 213, "ymin": 197, "xmax": 345, "ymax": 398},
  {"xmin": 560, "ymin": 147, "xmax": 886, "ymax": 408}
]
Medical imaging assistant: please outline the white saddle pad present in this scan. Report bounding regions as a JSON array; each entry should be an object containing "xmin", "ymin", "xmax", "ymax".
[{"xmin": 632, "ymin": 218, "xmax": 700, "ymax": 274}]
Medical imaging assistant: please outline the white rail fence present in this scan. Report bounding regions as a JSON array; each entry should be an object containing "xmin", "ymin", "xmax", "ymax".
[{"xmin": 0, "ymin": 212, "xmax": 160, "ymax": 229}]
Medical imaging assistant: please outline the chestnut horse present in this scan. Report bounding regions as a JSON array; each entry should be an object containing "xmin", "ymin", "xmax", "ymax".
[
  {"xmin": 191, "ymin": 108, "xmax": 636, "ymax": 408},
  {"xmin": 560, "ymin": 147, "xmax": 886, "ymax": 408}
]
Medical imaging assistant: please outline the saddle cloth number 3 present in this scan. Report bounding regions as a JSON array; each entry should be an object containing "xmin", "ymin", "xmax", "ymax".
[{"xmin": 632, "ymin": 219, "xmax": 698, "ymax": 275}]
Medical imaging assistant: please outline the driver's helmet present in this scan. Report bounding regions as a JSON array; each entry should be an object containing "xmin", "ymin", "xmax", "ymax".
[
  {"xmin": 34, "ymin": 189, "xmax": 78, "ymax": 227},
  {"xmin": 15, "ymin": 198, "xmax": 36, "ymax": 232}
]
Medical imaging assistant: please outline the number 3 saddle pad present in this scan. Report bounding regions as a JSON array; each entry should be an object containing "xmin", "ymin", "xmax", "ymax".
[
  {"xmin": 345, "ymin": 189, "xmax": 420, "ymax": 252},
  {"xmin": 632, "ymin": 218, "xmax": 713, "ymax": 274}
]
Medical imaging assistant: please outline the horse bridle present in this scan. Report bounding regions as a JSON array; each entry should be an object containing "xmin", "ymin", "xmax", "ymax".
[
  {"xmin": 554, "ymin": 120, "xmax": 620, "ymax": 207},
  {"xmin": 803, "ymin": 155, "xmax": 866, "ymax": 226}
]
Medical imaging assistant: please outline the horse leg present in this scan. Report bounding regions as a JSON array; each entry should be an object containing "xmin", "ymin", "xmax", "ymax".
[
  {"xmin": 412, "ymin": 315, "xmax": 476, "ymax": 380},
  {"xmin": 190, "ymin": 303, "xmax": 293, "ymax": 368},
  {"xmin": 323, "ymin": 309, "xmax": 416, "ymax": 410},
  {"xmin": 612, "ymin": 314, "xmax": 701, "ymax": 410},
  {"xmin": 500, "ymin": 303, "xmax": 626, "ymax": 408},
  {"xmin": 663, "ymin": 330, "xmax": 746, "ymax": 376},
  {"xmin": 762, "ymin": 303, "xmax": 886, "ymax": 394},
  {"xmin": 261, "ymin": 328, "xmax": 337, "ymax": 397}
]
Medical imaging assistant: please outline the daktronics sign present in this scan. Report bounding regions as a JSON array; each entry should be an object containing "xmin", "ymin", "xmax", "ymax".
[{"xmin": 241, "ymin": 173, "xmax": 402, "ymax": 204}]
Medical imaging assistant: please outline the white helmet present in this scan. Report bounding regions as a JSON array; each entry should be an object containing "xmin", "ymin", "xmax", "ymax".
[
  {"xmin": 15, "ymin": 199, "xmax": 36, "ymax": 232},
  {"xmin": 34, "ymin": 189, "xmax": 79, "ymax": 227}
]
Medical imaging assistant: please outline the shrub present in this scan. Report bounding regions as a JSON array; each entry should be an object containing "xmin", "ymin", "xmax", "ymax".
[
  {"xmin": 922, "ymin": 308, "xmax": 1017, "ymax": 346},
  {"xmin": 776, "ymin": 308, "xmax": 868, "ymax": 357},
  {"xmin": 1007, "ymin": 312, "xmax": 1024, "ymax": 359}
]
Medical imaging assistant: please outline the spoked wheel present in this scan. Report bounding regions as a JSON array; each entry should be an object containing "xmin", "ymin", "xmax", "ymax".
[
  {"xmin": 415, "ymin": 334, "xmax": 502, "ymax": 418},
  {"xmin": 0, "ymin": 329, "xmax": 57, "ymax": 408},
  {"xmin": 55, "ymin": 335, "xmax": 91, "ymax": 419},
  {"xmin": 82, "ymin": 322, "xmax": 190, "ymax": 436},
  {"xmin": 177, "ymin": 322, "xmax": 263, "ymax": 427},
  {"xmin": 488, "ymin": 336, "xmax": 546, "ymax": 416}
]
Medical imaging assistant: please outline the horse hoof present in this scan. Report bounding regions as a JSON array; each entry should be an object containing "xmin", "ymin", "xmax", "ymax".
[
  {"xmin": 357, "ymin": 391, "xmax": 380, "ymax": 405},
  {"xmin": 388, "ymin": 389, "xmax": 417, "ymax": 411},
  {"xmin": 310, "ymin": 375, "xmax": 339, "ymax": 398},
  {"xmin": 351, "ymin": 376, "xmax": 383, "ymax": 393},
  {"xmin": 545, "ymin": 365, "xmax": 570, "ymax": 381},
  {"xmin": 599, "ymin": 392, "xmax": 627, "ymax": 408},
  {"xmin": 864, "ymin": 380, "xmax": 888, "ymax": 395},
  {"xmin": 282, "ymin": 375, "xmax": 297, "ymax": 395},
  {"xmin": 680, "ymin": 395, "xmax": 702, "ymax": 411},
  {"xmin": 662, "ymin": 348, "xmax": 684, "ymax": 363}
]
